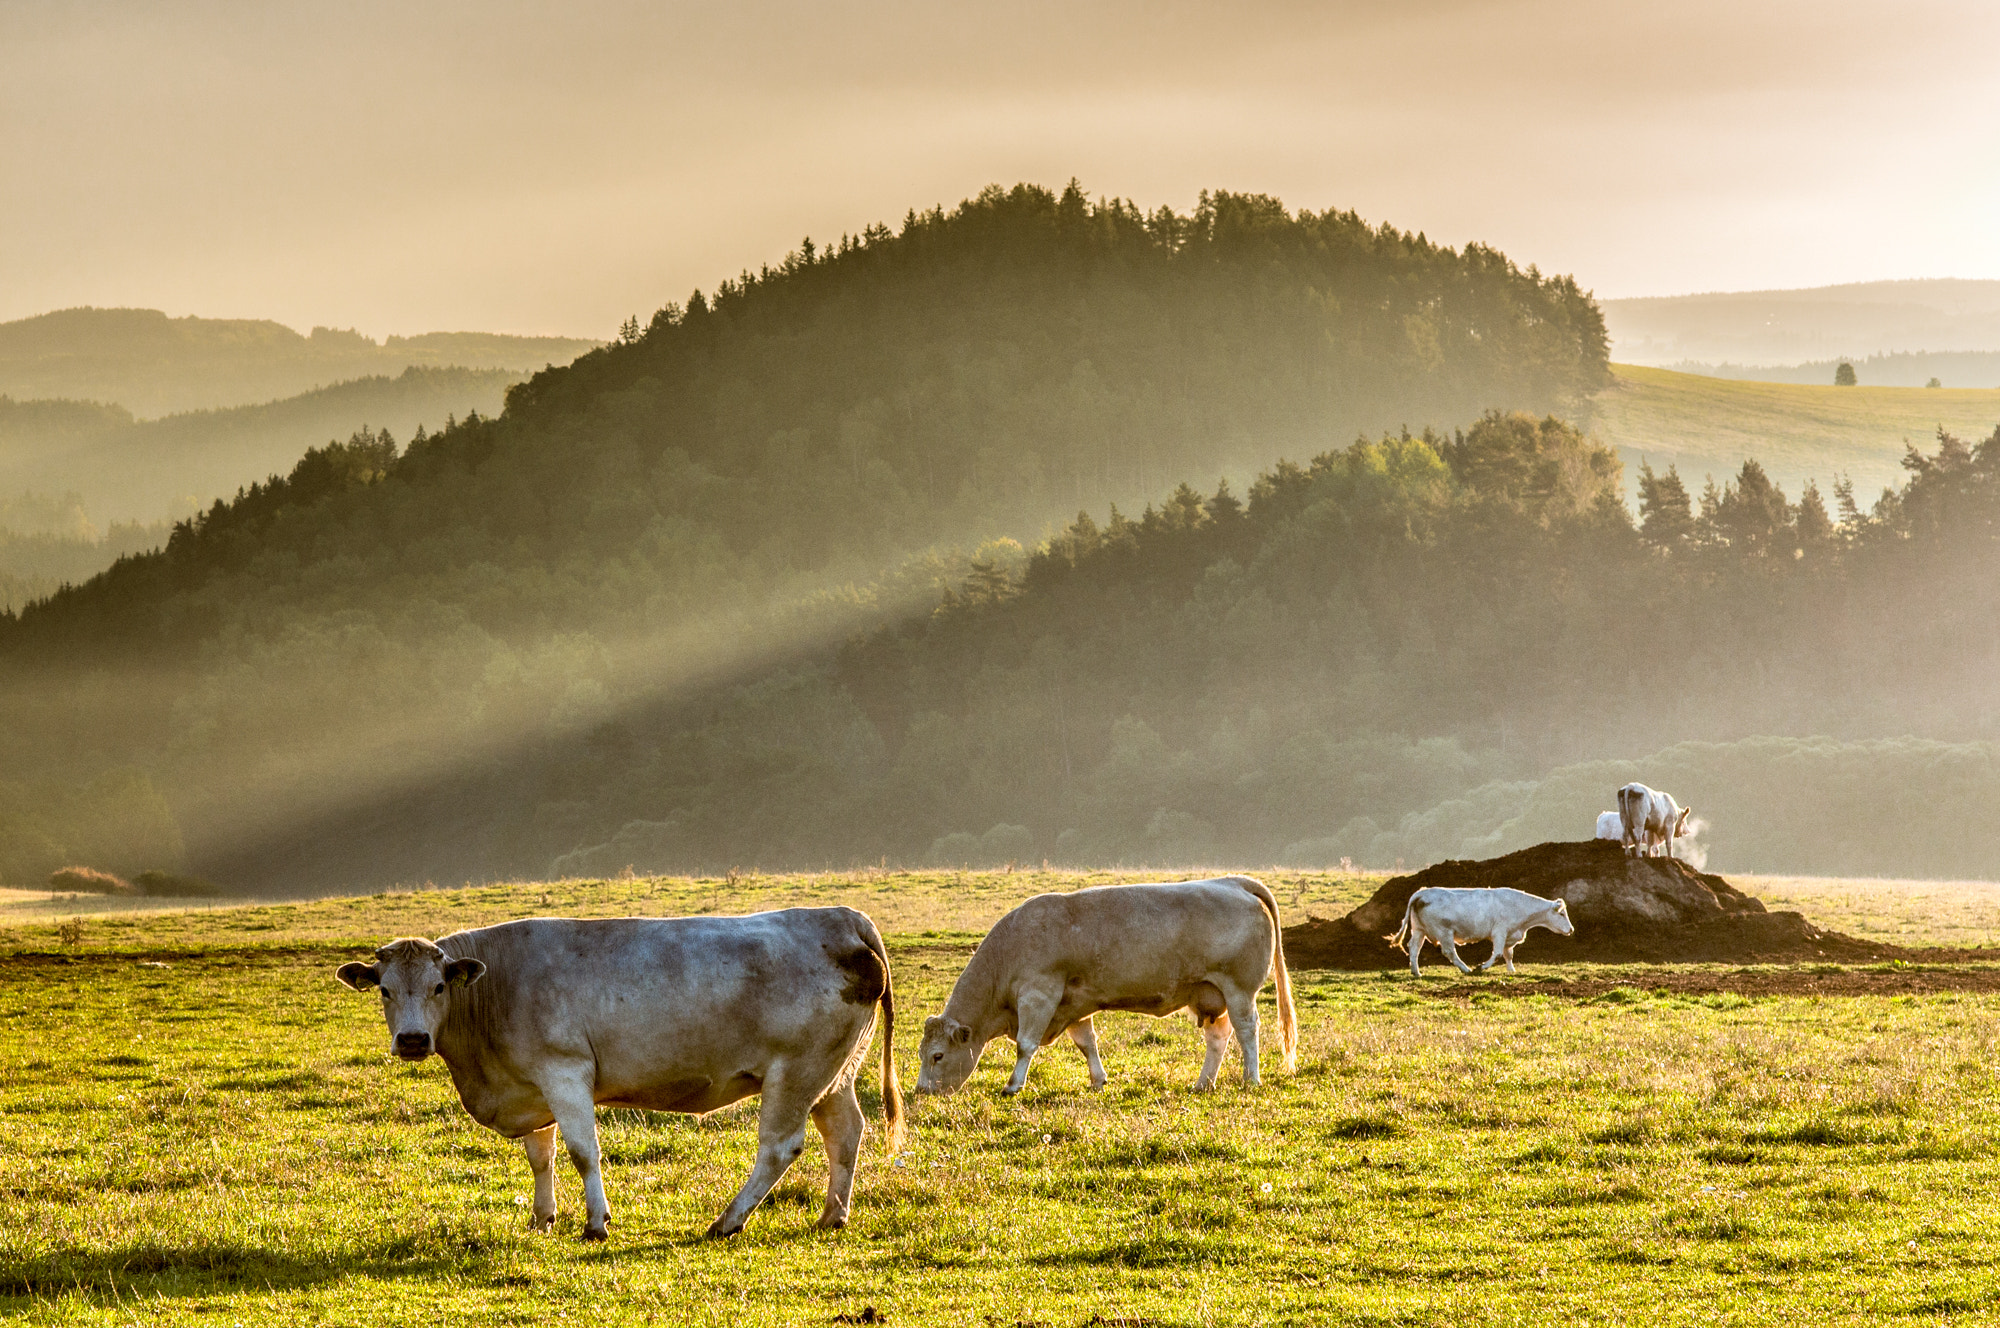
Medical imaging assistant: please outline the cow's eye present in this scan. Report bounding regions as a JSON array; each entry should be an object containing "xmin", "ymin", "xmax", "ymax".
[
  {"xmin": 931, "ymin": 1053, "xmax": 943, "ymax": 1063},
  {"xmin": 433, "ymin": 983, "xmax": 446, "ymax": 996}
]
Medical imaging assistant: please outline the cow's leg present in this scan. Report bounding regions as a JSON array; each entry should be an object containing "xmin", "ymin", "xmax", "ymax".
[
  {"xmin": 543, "ymin": 1074, "xmax": 610, "ymax": 1241},
  {"xmin": 1438, "ymin": 934, "xmax": 1474, "ymax": 974},
  {"xmin": 1407, "ymin": 928, "xmax": 1426, "ymax": 977},
  {"xmin": 808, "ymin": 1078, "xmax": 865, "ymax": 1231},
  {"xmin": 710, "ymin": 1066, "xmax": 815, "ymax": 1238},
  {"xmin": 1001, "ymin": 985, "xmax": 1061, "ymax": 1096},
  {"xmin": 521, "ymin": 1124, "xmax": 559, "ymax": 1231},
  {"xmin": 1503, "ymin": 928, "xmax": 1526, "ymax": 973},
  {"xmin": 1223, "ymin": 984, "xmax": 1262, "ymax": 1088},
  {"xmin": 1191, "ymin": 982, "xmax": 1230, "ymax": 1090},
  {"xmin": 1067, "ymin": 1017, "xmax": 1108, "ymax": 1090}
]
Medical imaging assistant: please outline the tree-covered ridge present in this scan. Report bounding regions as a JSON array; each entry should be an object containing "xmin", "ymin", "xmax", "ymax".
[
  {"xmin": 5, "ymin": 183, "xmax": 1607, "ymax": 656},
  {"xmin": 0, "ymin": 181, "xmax": 1619, "ymax": 889},
  {"xmin": 541, "ymin": 416, "xmax": 2000, "ymax": 879}
]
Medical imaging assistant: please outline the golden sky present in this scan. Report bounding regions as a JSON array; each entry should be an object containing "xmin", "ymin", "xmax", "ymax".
[{"xmin": 6, "ymin": 0, "xmax": 1998, "ymax": 338}]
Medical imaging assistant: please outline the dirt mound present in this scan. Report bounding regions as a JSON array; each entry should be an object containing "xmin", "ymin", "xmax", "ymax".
[{"xmin": 1283, "ymin": 839, "xmax": 1981, "ymax": 969}]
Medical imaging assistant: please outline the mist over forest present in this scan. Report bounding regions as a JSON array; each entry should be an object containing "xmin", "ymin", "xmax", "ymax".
[{"xmin": 4, "ymin": 183, "xmax": 1998, "ymax": 893}]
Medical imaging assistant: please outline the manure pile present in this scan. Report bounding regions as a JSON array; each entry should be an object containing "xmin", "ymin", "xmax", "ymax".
[{"xmin": 1283, "ymin": 839, "xmax": 1993, "ymax": 969}]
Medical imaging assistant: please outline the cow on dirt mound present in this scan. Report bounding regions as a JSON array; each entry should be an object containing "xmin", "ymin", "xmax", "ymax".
[
  {"xmin": 915, "ymin": 876, "xmax": 1296, "ymax": 1096},
  {"xmin": 1618, "ymin": 782, "xmax": 1693, "ymax": 858},
  {"xmin": 334, "ymin": 910, "xmax": 901, "ymax": 1241}
]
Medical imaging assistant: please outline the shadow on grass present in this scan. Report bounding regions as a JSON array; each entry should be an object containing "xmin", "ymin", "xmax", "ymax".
[{"xmin": 0, "ymin": 1233, "xmax": 481, "ymax": 1302}]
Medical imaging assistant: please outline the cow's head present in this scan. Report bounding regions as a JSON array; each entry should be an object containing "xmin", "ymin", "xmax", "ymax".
[
  {"xmin": 1545, "ymin": 898, "xmax": 1575, "ymax": 936},
  {"xmin": 916, "ymin": 1015, "xmax": 980, "ymax": 1094},
  {"xmin": 1674, "ymin": 805, "xmax": 1693, "ymax": 839},
  {"xmin": 335, "ymin": 937, "xmax": 485, "ymax": 1062}
]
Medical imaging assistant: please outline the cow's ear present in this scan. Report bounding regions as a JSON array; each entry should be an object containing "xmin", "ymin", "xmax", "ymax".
[
  {"xmin": 336, "ymin": 962, "xmax": 381, "ymax": 991},
  {"xmin": 953, "ymin": 1024, "xmax": 972, "ymax": 1045},
  {"xmin": 922, "ymin": 1015, "xmax": 943, "ymax": 1035},
  {"xmin": 442, "ymin": 957, "xmax": 486, "ymax": 989}
]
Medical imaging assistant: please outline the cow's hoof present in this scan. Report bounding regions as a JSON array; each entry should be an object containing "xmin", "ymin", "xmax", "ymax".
[
  {"xmin": 581, "ymin": 1226, "xmax": 608, "ymax": 1243},
  {"xmin": 815, "ymin": 1212, "xmax": 850, "ymax": 1231},
  {"xmin": 999, "ymin": 1085, "xmax": 1023, "ymax": 1098},
  {"xmin": 530, "ymin": 1214, "xmax": 555, "ymax": 1232},
  {"xmin": 704, "ymin": 1218, "xmax": 744, "ymax": 1240}
]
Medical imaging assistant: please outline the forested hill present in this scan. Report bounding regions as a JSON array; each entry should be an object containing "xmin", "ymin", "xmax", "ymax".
[
  {"xmin": 0, "ymin": 182, "xmax": 1609, "ymax": 891},
  {"xmin": 554, "ymin": 418, "xmax": 2000, "ymax": 880}
]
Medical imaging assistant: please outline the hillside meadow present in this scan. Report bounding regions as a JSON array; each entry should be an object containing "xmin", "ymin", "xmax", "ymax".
[
  {"xmin": 8, "ymin": 872, "xmax": 2000, "ymax": 1324},
  {"xmin": 1591, "ymin": 363, "xmax": 2000, "ymax": 503}
]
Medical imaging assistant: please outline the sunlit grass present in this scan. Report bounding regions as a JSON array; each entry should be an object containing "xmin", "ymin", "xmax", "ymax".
[
  {"xmin": 0, "ymin": 868, "xmax": 1386, "ymax": 954},
  {"xmin": 8, "ymin": 874, "xmax": 2000, "ymax": 1323},
  {"xmin": 1594, "ymin": 363, "xmax": 2000, "ymax": 501},
  {"xmin": 1736, "ymin": 874, "xmax": 2000, "ymax": 949}
]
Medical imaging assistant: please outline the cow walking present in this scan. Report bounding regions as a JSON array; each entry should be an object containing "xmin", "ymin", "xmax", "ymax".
[
  {"xmin": 334, "ymin": 909, "xmax": 901, "ymax": 1241},
  {"xmin": 915, "ymin": 876, "xmax": 1296, "ymax": 1096},
  {"xmin": 1617, "ymin": 782, "xmax": 1693, "ymax": 858},
  {"xmin": 1389, "ymin": 886, "xmax": 1573, "ymax": 977}
]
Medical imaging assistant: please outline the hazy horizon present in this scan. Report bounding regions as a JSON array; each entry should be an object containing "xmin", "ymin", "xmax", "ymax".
[{"xmin": 7, "ymin": 1, "xmax": 1999, "ymax": 339}]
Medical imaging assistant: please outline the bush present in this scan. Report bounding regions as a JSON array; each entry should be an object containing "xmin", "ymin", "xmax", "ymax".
[
  {"xmin": 47, "ymin": 866, "xmax": 132, "ymax": 895},
  {"xmin": 132, "ymin": 869, "xmax": 227, "ymax": 898}
]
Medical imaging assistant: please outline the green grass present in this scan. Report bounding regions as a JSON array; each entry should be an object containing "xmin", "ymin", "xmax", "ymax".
[
  {"xmin": 1591, "ymin": 364, "xmax": 2000, "ymax": 504},
  {"xmin": 8, "ymin": 877, "xmax": 2000, "ymax": 1324}
]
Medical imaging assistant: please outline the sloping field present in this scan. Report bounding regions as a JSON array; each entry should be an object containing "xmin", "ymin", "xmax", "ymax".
[
  {"xmin": 1591, "ymin": 364, "xmax": 2000, "ymax": 504},
  {"xmin": 7, "ymin": 873, "xmax": 2000, "ymax": 1324}
]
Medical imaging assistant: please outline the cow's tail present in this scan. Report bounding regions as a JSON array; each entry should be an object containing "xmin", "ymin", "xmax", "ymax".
[
  {"xmin": 858, "ymin": 916, "xmax": 905, "ymax": 1156},
  {"xmin": 1388, "ymin": 894, "xmax": 1416, "ymax": 950},
  {"xmin": 1239, "ymin": 876, "xmax": 1297, "ymax": 1074}
]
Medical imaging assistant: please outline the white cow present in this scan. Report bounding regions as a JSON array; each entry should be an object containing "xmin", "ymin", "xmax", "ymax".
[
  {"xmin": 915, "ymin": 876, "xmax": 1296, "ymax": 1096},
  {"xmin": 335, "ymin": 910, "xmax": 901, "ymax": 1241},
  {"xmin": 1594, "ymin": 811, "xmax": 1623, "ymax": 840},
  {"xmin": 1388, "ymin": 886, "xmax": 1574, "ymax": 977},
  {"xmin": 1617, "ymin": 782, "xmax": 1693, "ymax": 858}
]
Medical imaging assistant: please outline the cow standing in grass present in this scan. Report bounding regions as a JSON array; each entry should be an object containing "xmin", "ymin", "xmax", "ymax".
[
  {"xmin": 334, "ymin": 909, "xmax": 901, "ymax": 1241},
  {"xmin": 914, "ymin": 876, "xmax": 1296, "ymax": 1096}
]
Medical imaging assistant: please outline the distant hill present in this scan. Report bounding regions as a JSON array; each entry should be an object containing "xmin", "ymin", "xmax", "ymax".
[
  {"xmin": 0, "ymin": 307, "xmax": 599, "ymax": 417},
  {"xmin": 1603, "ymin": 279, "xmax": 2000, "ymax": 368},
  {"xmin": 1665, "ymin": 350, "xmax": 2000, "ymax": 390},
  {"xmin": 1589, "ymin": 364, "xmax": 2000, "ymax": 503},
  {"xmin": 0, "ymin": 182, "xmax": 1611, "ymax": 891},
  {"xmin": 0, "ymin": 365, "xmax": 523, "ymax": 525}
]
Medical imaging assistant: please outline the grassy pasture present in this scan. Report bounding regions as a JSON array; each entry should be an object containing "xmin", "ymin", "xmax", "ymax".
[
  {"xmin": 1591, "ymin": 364, "xmax": 2000, "ymax": 505},
  {"xmin": 8, "ymin": 874, "xmax": 2000, "ymax": 1325}
]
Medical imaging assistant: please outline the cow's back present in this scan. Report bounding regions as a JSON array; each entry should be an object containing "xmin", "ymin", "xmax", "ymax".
[{"xmin": 994, "ymin": 878, "xmax": 1273, "ymax": 991}]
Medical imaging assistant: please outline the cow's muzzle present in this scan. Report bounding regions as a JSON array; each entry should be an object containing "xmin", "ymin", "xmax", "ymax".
[{"xmin": 394, "ymin": 1032, "xmax": 433, "ymax": 1060}]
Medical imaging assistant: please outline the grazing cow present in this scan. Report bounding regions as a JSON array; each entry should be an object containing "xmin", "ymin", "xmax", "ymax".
[
  {"xmin": 1617, "ymin": 782, "xmax": 1693, "ymax": 858},
  {"xmin": 1388, "ymin": 886, "xmax": 1574, "ymax": 977},
  {"xmin": 1594, "ymin": 811, "xmax": 1623, "ymax": 841},
  {"xmin": 915, "ymin": 876, "xmax": 1296, "ymax": 1096},
  {"xmin": 334, "ymin": 910, "xmax": 901, "ymax": 1241}
]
